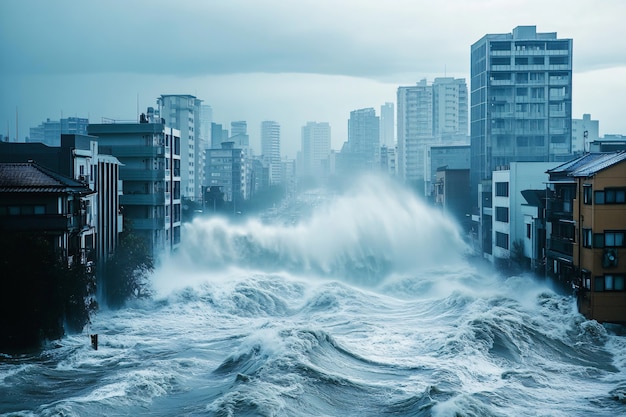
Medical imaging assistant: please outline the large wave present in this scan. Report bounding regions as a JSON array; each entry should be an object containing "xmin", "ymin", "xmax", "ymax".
[{"xmin": 154, "ymin": 174, "xmax": 469, "ymax": 295}]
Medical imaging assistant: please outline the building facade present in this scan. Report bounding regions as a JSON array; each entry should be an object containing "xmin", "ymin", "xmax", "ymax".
[
  {"xmin": 470, "ymin": 25, "xmax": 573, "ymax": 205},
  {"xmin": 572, "ymin": 113, "xmax": 599, "ymax": 155},
  {"xmin": 380, "ymin": 102, "xmax": 395, "ymax": 148},
  {"xmin": 29, "ymin": 117, "xmax": 89, "ymax": 147},
  {"xmin": 300, "ymin": 121, "xmax": 331, "ymax": 178},
  {"xmin": 346, "ymin": 108, "xmax": 380, "ymax": 172},
  {"xmin": 156, "ymin": 94, "xmax": 203, "ymax": 200},
  {"xmin": 88, "ymin": 121, "xmax": 182, "ymax": 259},
  {"xmin": 261, "ymin": 121, "xmax": 281, "ymax": 185}
]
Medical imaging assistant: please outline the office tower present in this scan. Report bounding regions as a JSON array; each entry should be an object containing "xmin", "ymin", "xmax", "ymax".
[
  {"xmin": 261, "ymin": 121, "xmax": 281, "ymax": 185},
  {"xmin": 300, "ymin": 121, "xmax": 331, "ymax": 178},
  {"xmin": 432, "ymin": 78, "xmax": 468, "ymax": 140},
  {"xmin": 29, "ymin": 117, "xmax": 89, "ymax": 147},
  {"xmin": 347, "ymin": 108, "xmax": 380, "ymax": 171},
  {"xmin": 470, "ymin": 25, "xmax": 573, "ymax": 203},
  {"xmin": 380, "ymin": 102, "xmax": 394, "ymax": 148},
  {"xmin": 229, "ymin": 121, "xmax": 250, "ymax": 149},
  {"xmin": 157, "ymin": 94, "xmax": 203, "ymax": 201},
  {"xmin": 88, "ymin": 121, "xmax": 182, "ymax": 258},
  {"xmin": 199, "ymin": 105, "xmax": 213, "ymax": 145}
]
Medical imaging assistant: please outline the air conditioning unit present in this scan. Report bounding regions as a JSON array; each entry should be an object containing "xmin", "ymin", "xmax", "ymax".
[{"xmin": 602, "ymin": 248, "xmax": 618, "ymax": 268}]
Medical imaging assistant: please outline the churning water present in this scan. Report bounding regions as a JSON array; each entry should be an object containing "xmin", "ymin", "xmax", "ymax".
[{"xmin": 2, "ymin": 175, "xmax": 626, "ymax": 416}]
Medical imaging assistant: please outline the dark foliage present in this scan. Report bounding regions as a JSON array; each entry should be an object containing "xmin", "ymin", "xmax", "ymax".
[
  {"xmin": 102, "ymin": 229, "xmax": 154, "ymax": 308},
  {"xmin": 0, "ymin": 233, "xmax": 96, "ymax": 352}
]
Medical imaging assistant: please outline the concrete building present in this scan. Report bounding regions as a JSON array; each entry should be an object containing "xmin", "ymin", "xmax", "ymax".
[
  {"xmin": 345, "ymin": 108, "xmax": 380, "ymax": 173},
  {"xmin": 210, "ymin": 122, "xmax": 229, "ymax": 149},
  {"xmin": 29, "ymin": 117, "xmax": 89, "ymax": 147},
  {"xmin": 261, "ymin": 121, "xmax": 281, "ymax": 185},
  {"xmin": 300, "ymin": 121, "xmax": 331, "ymax": 178},
  {"xmin": 398, "ymin": 78, "xmax": 468, "ymax": 194},
  {"xmin": 572, "ymin": 114, "xmax": 599, "ymax": 154},
  {"xmin": 425, "ymin": 144, "xmax": 470, "ymax": 198},
  {"xmin": 490, "ymin": 162, "xmax": 558, "ymax": 267},
  {"xmin": 156, "ymin": 94, "xmax": 203, "ymax": 200},
  {"xmin": 380, "ymin": 102, "xmax": 395, "ymax": 148},
  {"xmin": 205, "ymin": 141, "xmax": 246, "ymax": 210},
  {"xmin": 380, "ymin": 145, "xmax": 397, "ymax": 177},
  {"xmin": 470, "ymin": 25, "xmax": 573, "ymax": 206},
  {"xmin": 87, "ymin": 121, "xmax": 182, "ymax": 259},
  {"xmin": 0, "ymin": 135, "xmax": 122, "ymax": 269},
  {"xmin": 433, "ymin": 168, "xmax": 470, "ymax": 233}
]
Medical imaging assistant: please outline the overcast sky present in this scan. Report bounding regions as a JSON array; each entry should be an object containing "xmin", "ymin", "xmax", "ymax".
[{"xmin": 1, "ymin": 0, "xmax": 625, "ymax": 157}]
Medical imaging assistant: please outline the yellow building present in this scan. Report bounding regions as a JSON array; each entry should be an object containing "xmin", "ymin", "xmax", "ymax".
[{"xmin": 570, "ymin": 152, "xmax": 626, "ymax": 323}]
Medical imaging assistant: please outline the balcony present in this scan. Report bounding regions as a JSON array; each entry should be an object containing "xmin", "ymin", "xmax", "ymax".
[
  {"xmin": 120, "ymin": 167, "xmax": 166, "ymax": 181},
  {"xmin": 548, "ymin": 237, "xmax": 574, "ymax": 257},
  {"xmin": 131, "ymin": 217, "xmax": 164, "ymax": 230}
]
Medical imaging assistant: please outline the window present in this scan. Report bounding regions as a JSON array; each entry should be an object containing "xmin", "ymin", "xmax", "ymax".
[
  {"xmin": 582, "ymin": 228, "xmax": 592, "ymax": 248},
  {"xmin": 603, "ymin": 188, "xmax": 626, "ymax": 204},
  {"xmin": 496, "ymin": 232, "xmax": 509, "ymax": 249},
  {"xmin": 594, "ymin": 275, "xmax": 625, "ymax": 292},
  {"xmin": 495, "ymin": 182, "xmax": 509, "ymax": 197},
  {"xmin": 495, "ymin": 206, "xmax": 509, "ymax": 222},
  {"xmin": 605, "ymin": 231, "xmax": 625, "ymax": 247},
  {"xmin": 594, "ymin": 191, "xmax": 605, "ymax": 204},
  {"xmin": 526, "ymin": 223, "xmax": 532, "ymax": 239},
  {"xmin": 583, "ymin": 185, "xmax": 592, "ymax": 205}
]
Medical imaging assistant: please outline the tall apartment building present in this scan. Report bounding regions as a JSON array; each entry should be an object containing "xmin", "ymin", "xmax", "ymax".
[
  {"xmin": 345, "ymin": 108, "xmax": 380, "ymax": 172},
  {"xmin": 300, "ymin": 121, "xmax": 331, "ymax": 178},
  {"xmin": 87, "ymin": 121, "xmax": 182, "ymax": 259},
  {"xmin": 397, "ymin": 78, "xmax": 468, "ymax": 194},
  {"xmin": 470, "ymin": 25, "xmax": 573, "ymax": 205},
  {"xmin": 156, "ymin": 94, "xmax": 203, "ymax": 201},
  {"xmin": 210, "ymin": 123, "xmax": 229, "ymax": 149},
  {"xmin": 29, "ymin": 117, "xmax": 89, "ymax": 147},
  {"xmin": 261, "ymin": 121, "xmax": 281, "ymax": 185},
  {"xmin": 205, "ymin": 141, "xmax": 246, "ymax": 207},
  {"xmin": 380, "ymin": 102, "xmax": 395, "ymax": 148}
]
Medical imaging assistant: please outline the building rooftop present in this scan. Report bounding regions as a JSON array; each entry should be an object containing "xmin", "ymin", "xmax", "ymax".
[
  {"xmin": 546, "ymin": 151, "xmax": 626, "ymax": 178},
  {"xmin": 0, "ymin": 162, "xmax": 93, "ymax": 194}
]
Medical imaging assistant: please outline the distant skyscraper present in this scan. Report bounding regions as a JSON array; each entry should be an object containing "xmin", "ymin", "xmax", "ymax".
[
  {"xmin": 230, "ymin": 121, "xmax": 247, "ymax": 136},
  {"xmin": 199, "ymin": 105, "xmax": 213, "ymax": 144},
  {"xmin": 397, "ymin": 78, "xmax": 468, "ymax": 193},
  {"xmin": 210, "ymin": 122, "xmax": 229, "ymax": 149},
  {"xmin": 380, "ymin": 102, "xmax": 394, "ymax": 147},
  {"xmin": 157, "ymin": 94, "xmax": 203, "ymax": 200},
  {"xmin": 470, "ymin": 25, "xmax": 573, "ymax": 203},
  {"xmin": 261, "ymin": 121, "xmax": 281, "ymax": 185},
  {"xmin": 229, "ymin": 121, "xmax": 250, "ymax": 150},
  {"xmin": 346, "ymin": 108, "xmax": 380, "ymax": 171},
  {"xmin": 301, "ymin": 121, "xmax": 331, "ymax": 178},
  {"xmin": 29, "ymin": 117, "xmax": 89, "ymax": 146}
]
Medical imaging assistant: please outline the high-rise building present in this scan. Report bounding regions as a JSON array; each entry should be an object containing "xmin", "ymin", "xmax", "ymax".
[
  {"xmin": 345, "ymin": 108, "xmax": 379, "ymax": 172},
  {"xmin": 380, "ymin": 102, "xmax": 394, "ymax": 148},
  {"xmin": 470, "ymin": 25, "xmax": 573, "ymax": 205},
  {"xmin": 156, "ymin": 94, "xmax": 203, "ymax": 201},
  {"xmin": 398, "ymin": 78, "xmax": 468, "ymax": 193},
  {"xmin": 229, "ymin": 121, "xmax": 250, "ymax": 150},
  {"xmin": 300, "ymin": 121, "xmax": 331, "ymax": 178},
  {"xmin": 210, "ymin": 122, "xmax": 229, "ymax": 149},
  {"xmin": 261, "ymin": 121, "xmax": 281, "ymax": 185}
]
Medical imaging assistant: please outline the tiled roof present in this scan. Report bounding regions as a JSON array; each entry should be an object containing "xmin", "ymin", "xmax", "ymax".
[
  {"xmin": 546, "ymin": 151, "xmax": 626, "ymax": 178},
  {"xmin": 570, "ymin": 151, "xmax": 626, "ymax": 177},
  {"xmin": 0, "ymin": 162, "xmax": 93, "ymax": 194}
]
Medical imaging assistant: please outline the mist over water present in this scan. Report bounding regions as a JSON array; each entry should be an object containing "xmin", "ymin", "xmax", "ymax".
[{"xmin": 2, "ymin": 174, "xmax": 626, "ymax": 417}]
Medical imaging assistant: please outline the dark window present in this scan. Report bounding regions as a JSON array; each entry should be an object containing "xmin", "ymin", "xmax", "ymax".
[
  {"xmin": 583, "ymin": 185, "xmax": 592, "ymax": 205},
  {"xmin": 605, "ymin": 231, "xmax": 625, "ymax": 247},
  {"xmin": 583, "ymin": 228, "xmax": 592, "ymax": 248},
  {"xmin": 594, "ymin": 191, "xmax": 605, "ymax": 204},
  {"xmin": 495, "ymin": 182, "xmax": 509, "ymax": 197},
  {"xmin": 496, "ymin": 232, "xmax": 509, "ymax": 249},
  {"xmin": 594, "ymin": 275, "xmax": 625, "ymax": 292},
  {"xmin": 605, "ymin": 188, "xmax": 626, "ymax": 204},
  {"xmin": 526, "ymin": 223, "xmax": 531, "ymax": 239},
  {"xmin": 593, "ymin": 233, "xmax": 604, "ymax": 248},
  {"xmin": 495, "ymin": 206, "xmax": 509, "ymax": 223}
]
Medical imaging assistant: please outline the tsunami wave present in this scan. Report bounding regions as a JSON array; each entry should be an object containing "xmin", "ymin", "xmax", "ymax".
[{"xmin": 2, "ymin": 174, "xmax": 625, "ymax": 416}]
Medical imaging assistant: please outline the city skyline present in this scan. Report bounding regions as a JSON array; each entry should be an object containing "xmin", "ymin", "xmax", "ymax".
[{"xmin": 1, "ymin": 1, "xmax": 626, "ymax": 157}]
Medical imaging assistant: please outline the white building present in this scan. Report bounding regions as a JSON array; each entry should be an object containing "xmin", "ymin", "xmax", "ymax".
[
  {"xmin": 380, "ymin": 102, "xmax": 394, "ymax": 148},
  {"xmin": 490, "ymin": 161, "xmax": 558, "ymax": 265},
  {"xmin": 261, "ymin": 121, "xmax": 281, "ymax": 185},
  {"xmin": 300, "ymin": 121, "xmax": 331, "ymax": 178},
  {"xmin": 156, "ymin": 94, "xmax": 203, "ymax": 201},
  {"xmin": 572, "ymin": 114, "xmax": 599, "ymax": 154}
]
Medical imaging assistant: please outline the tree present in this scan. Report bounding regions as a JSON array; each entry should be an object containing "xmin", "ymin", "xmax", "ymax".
[{"xmin": 102, "ymin": 228, "xmax": 154, "ymax": 308}]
